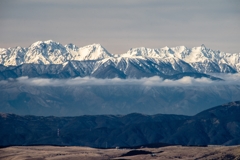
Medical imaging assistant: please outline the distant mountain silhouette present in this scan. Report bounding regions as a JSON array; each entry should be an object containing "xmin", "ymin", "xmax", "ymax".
[
  {"xmin": 1, "ymin": 101, "xmax": 240, "ymax": 147},
  {"xmin": 2, "ymin": 83, "xmax": 240, "ymax": 116}
]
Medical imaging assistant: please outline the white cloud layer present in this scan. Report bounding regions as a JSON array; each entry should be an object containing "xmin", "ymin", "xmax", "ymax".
[{"xmin": 2, "ymin": 73, "xmax": 240, "ymax": 87}]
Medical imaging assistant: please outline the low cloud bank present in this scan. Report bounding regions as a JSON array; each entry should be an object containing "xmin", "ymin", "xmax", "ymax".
[{"xmin": 1, "ymin": 73, "xmax": 240, "ymax": 87}]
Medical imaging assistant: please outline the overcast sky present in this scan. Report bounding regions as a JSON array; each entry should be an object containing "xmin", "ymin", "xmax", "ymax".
[{"xmin": 0, "ymin": 0, "xmax": 239, "ymax": 54}]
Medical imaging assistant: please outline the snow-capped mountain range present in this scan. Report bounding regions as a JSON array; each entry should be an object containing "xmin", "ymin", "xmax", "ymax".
[
  {"xmin": 0, "ymin": 40, "xmax": 239, "ymax": 79},
  {"xmin": 0, "ymin": 40, "xmax": 114, "ymax": 66}
]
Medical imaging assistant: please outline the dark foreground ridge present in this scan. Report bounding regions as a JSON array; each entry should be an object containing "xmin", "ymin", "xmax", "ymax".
[{"xmin": 0, "ymin": 101, "xmax": 240, "ymax": 148}]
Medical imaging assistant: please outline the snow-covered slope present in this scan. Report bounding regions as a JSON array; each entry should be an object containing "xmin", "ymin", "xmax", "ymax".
[
  {"xmin": 65, "ymin": 43, "xmax": 114, "ymax": 61},
  {"xmin": 0, "ymin": 40, "xmax": 113, "ymax": 66},
  {"xmin": 0, "ymin": 40, "xmax": 240, "ymax": 73},
  {"xmin": 0, "ymin": 46, "xmax": 27, "ymax": 66},
  {"xmin": 123, "ymin": 44, "xmax": 240, "ymax": 73}
]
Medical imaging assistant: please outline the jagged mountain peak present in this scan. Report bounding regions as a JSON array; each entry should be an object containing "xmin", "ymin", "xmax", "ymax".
[
  {"xmin": 65, "ymin": 43, "xmax": 78, "ymax": 51},
  {"xmin": 190, "ymin": 44, "xmax": 210, "ymax": 55},
  {"xmin": 171, "ymin": 45, "xmax": 188, "ymax": 52},
  {"xmin": 30, "ymin": 40, "xmax": 58, "ymax": 47},
  {"xmin": 84, "ymin": 43, "xmax": 103, "ymax": 48},
  {"xmin": 123, "ymin": 47, "xmax": 156, "ymax": 57},
  {"xmin": 123, "ymin": 46, "xmax": 175, "ymax": 58},
  {"xmin": 201, "ymin": 44, "xmax": 206, "ymax": 48},
  {"xmin": 67, "ymin": 43, "xmax": 113, "ymax": 61},
  {"xmin": 80, "ymin": 43, "xmax": 109, "ymax": 54},
  {"xmin": 162, "ymin": 46, "xmax": 170, "ymax": 50}
]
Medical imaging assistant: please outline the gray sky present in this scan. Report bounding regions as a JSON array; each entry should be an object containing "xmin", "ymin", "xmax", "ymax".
[{"xmin": 0, "ymin": 0, "xmax": 239, "ymax": 54}]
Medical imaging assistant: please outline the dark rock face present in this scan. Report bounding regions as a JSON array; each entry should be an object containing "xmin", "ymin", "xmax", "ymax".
[{"xmin": 1, "ymin": 101, "xmax": 240, "ymax": 147}]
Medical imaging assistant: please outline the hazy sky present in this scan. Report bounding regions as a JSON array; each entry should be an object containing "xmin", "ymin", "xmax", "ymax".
[{"xmin": 0, "ymin": 0, "xmax": 239, "ymax": 54}]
